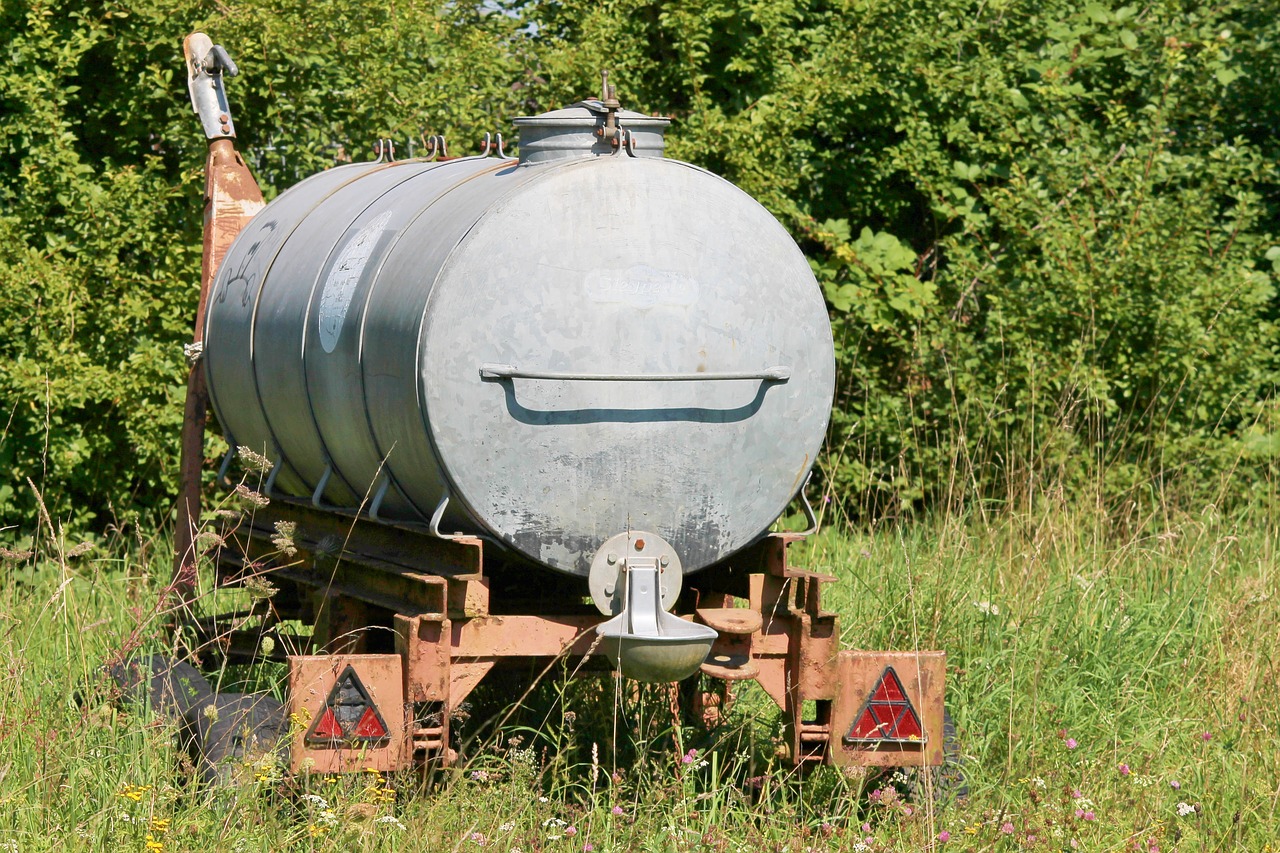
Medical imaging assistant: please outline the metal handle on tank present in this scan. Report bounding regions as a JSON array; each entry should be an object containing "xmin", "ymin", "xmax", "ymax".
[{"xmin": 478, "ymin": 364, "xmax": 791, "ymax": 382}]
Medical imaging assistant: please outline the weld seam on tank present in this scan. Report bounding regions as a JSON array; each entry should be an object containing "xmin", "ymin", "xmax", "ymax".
[
  {"xmin": 295, "ymin": 159, "xmax": 458, "ymax": 514},
  {"xmin": 408, "ymin": 155, "xmax": 591, "ymax": 538},
  {"xmin": 343, "ymin": 158, "xmax": 504, "ymax": 518},
  {"xmin": 203, "ymin": 160, "xmax": 376, "ymax": 473},
  {"xmin": 217, "ymin": 160, "xmax": 402, "ymax": 490},
  {"xmin": 355, "ymin": 158, "xmax": 516, "ymax": 521},
  {"xmin": 252, "ymin": 160, "xmax": 423, "ymax": 502}
]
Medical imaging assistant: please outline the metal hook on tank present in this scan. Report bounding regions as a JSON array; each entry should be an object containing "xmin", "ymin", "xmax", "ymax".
[
  {"xmin": 427, "ymin": 493, "xmax": 468, "ymax": 541},
  {"xmin": 216, "ymin": 440, "xmax": 237, "ymax": 488},
  {"xmin": 372, "ymin": 138, "xmax": 396, "ymax": 163},
  {"xmin": 476, "ymin": 132, "xmax": 492, "ymax": 158},
  {"xmin": 494, "ymin": 132, "xmax": 506, "ymax": 158},
  {"xmin": 610, "ymin": 128, "xmax": 637, "ymax": 158},
  {"xmin": 421, "ymin": 133, "xmax": 447, "ymax": 161}
]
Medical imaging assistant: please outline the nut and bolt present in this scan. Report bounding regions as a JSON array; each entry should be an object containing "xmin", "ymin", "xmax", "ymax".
[{"xmin": 606, "ymin": 553, "xmax": 618, "ymax": 565}]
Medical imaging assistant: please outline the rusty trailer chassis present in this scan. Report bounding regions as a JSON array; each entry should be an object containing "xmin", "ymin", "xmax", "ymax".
[{"xmin": 198, "ymin": 500, "xmax": 945, "ymax": 774}]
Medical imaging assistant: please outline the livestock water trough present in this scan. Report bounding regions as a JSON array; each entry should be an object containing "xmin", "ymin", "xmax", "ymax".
[{"xmin": 163, "ymin": 32, "xmax": 946, "ymax": 779}]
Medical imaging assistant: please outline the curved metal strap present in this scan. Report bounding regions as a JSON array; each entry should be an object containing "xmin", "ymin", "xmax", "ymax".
[
  {"xmin": 367, "ymin": 474, "xmax": 391, "ymax": 520},
  {"xmin": 311, "ymin": 463, "xmax": 333, "ymax": 508},
  {"xmin": 428, "ymin": 493, "xmax": 467, "ymax": 540}
]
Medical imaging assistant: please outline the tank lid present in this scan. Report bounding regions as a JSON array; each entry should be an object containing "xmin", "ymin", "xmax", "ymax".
[{"xmin": 513, "ymin": 99, "xmax": 671, "ymax": 164}]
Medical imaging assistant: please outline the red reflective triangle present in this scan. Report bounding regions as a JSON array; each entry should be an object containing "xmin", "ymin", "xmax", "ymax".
[
  {"xmin": 892, "ymin": 705, "xmax": 923, "ymax": 739},
  {"xmin": 313, "ymin": 707, "xmax": 344, "ymax": 739},
  {"xmin": 872, "ymin": 668, "xmax": 907, "ymax": 703},
  {"xmin": 871, "ymin": 704, "xmax": 898, "ymax": 729},
  {"xmin": 353, "ymin": 707, "xmax": 388, "ymax": 739},
  {"xmin": 849, "ymin": 707, "xmax": 884, "ymax": 739},
  {"xmin": 844, "ymin": 666, "xmax": 926, "ymax": 743}
]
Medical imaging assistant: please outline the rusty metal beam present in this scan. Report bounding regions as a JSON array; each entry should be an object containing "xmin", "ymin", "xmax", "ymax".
[{"xmin": 172, "ymin": 139, "xmax": 264, "ymax": 602}]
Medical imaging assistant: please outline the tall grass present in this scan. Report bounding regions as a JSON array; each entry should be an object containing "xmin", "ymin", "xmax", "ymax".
[{"xmin": 0, "ymin": 489, "xmax": 1275, "ymax": 851}]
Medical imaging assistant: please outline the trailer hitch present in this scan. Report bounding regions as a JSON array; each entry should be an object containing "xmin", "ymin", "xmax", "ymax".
[{"xmin": 185, "ymin": 33, "xmax": 240, "ymax": 140}]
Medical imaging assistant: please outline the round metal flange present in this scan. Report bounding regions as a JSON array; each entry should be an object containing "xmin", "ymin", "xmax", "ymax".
[{"xmin": 588, "ymin": 530, "xmax": 682, "ymax": 616}]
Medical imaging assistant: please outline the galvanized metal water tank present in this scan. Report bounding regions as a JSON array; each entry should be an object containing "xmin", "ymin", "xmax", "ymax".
[{"xmin": 204, "ymin": 101, "xmax": 835, "ymax": 577}]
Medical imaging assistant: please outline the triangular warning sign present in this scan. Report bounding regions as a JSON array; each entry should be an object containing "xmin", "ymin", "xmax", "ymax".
[
  {"xmin": 843, "ymin": 667, "xmax": 926, "ymax": 744},
  {"xmin": 305, "ymin": 665, "xmax": 391, "ymax": 747}
]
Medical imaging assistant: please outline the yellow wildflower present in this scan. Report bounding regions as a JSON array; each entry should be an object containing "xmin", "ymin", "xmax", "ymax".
[{"xmin": 117, "ymin": 784, "xmax": 152, "ymax": 802}]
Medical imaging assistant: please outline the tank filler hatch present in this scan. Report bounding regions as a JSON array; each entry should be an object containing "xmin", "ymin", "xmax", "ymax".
[
  {"xmin": 513, "ymin": 72, "xmax": 671, "ymax": 164},
  {"xmin": 590, "ymin": 531, "xmax": 717, "ymax": 682}
]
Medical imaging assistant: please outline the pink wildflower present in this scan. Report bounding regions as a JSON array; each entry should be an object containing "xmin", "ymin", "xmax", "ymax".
[
  {"xmin": 1170, "ymin": 780, "xmax": 1181, "ymax": 790},
  {"xmin": 1065, "ymin": 738, "xmax": 1078, "ymax": 749},
  {"xmin": 584, "ymin": 845, "xmax": 594, "ymax": 852},
  {"xmin": 681, "ymin": 749, "xmax": 697, "ymax": 765},
  {"xmin": 938, "ymin": 830, "xmax": 951, "ymax": 842},
  {"xmin": 1200, "ymin": 731, "xmax": 1212, "ymax": 742},
  {"xmin": 611, "ymin": 806, "xmax": 624, "ymax": 816},
  {"xmin": 1072, "ymin": 788, "xmax": 1083, "ymax": 799},
  {"xmin": 861, "ymin": 823, "xmax": 871, "ymax": 833},
  {"xmin": 1000, "ymin": 822, "xmax": 1015, "ymax": 834},
  {"xmin": 564, "ymin": 826, "xmax": 578, "ymax": 838},
  {"xmin": 1119, "ymin": 763, "xmax": 1131, "ymax": 775},
  {"xmin": 1083, "ymin": 811, "xmax": 1096, "ymax": 821}
]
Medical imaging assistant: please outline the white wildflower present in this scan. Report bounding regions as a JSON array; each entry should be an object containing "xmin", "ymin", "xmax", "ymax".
[
  {"xmin": 1176, "ymin": 802, "xmax": 1195, "ymax": 817},
  {"xmin": 300, "ymin": 794, "xmax": 329, "ymax": 809},
  {"xmin": 973, "ymin": 600, "xmax": 1000, "ymax": 615},
  {"xmin": 375, "ymin": 815, "xmax": 407, "ymax": 830}
]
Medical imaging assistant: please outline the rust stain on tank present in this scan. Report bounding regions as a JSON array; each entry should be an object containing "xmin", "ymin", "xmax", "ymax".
[{"xmin": 791, "ymin": 454, "xmax": 809, "ymax": 492}]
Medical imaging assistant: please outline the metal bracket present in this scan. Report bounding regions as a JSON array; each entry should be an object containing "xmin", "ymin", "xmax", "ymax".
[
  {"xmin": 184, "ymin": 33, "xmax": 239, "ymax": 140},
  {"xmin": 422, "ymin": 134, "xmax": 448, "ymax": 161},
  {"xmin": 428, "ymin": 493, "xmax": 468, "ymax": 540}
]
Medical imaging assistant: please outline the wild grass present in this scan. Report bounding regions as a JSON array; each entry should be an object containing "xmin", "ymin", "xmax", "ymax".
[{"xmin": 0, "ymin": 497, "xmax": 1275, "ymax": 851}]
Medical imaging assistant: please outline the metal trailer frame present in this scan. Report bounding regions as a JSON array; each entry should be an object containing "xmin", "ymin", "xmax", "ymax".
[
  {"xmin": 194, "ymin": 499, "xmax": 944, "ymax": 774},
  {"xmin": 174, "ymin": 31, "xmax": 945, "ymax": 778}
]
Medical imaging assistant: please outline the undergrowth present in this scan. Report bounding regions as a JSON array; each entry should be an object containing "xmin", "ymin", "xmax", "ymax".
[{"xmin": 0, "ymin": 496, "xmax": 1275, "ymax": 851}]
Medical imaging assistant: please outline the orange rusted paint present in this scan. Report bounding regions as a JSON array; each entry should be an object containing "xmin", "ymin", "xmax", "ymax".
[
  {"xmin": 828, "ymin": 650, "xmax": 946, "ymax": 768},
  {"xmin": 221, "ymin": 507, "xmax": 945, "ymax": 772},
  {"xmin": 452, "ymin": 615, "xmax": 599, "ymax": 657},
  {"xmin": 288, "ymin": 653, "xmax": 408, "ymax": 773},
  {"xmin": 172, "ymin": 137, "xmax": 264, "ymax": 602}
]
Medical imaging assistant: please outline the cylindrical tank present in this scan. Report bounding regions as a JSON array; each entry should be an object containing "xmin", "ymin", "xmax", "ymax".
[{"xmin": 204, "ymin": 102, "xmax": 835, "ymax": 577}]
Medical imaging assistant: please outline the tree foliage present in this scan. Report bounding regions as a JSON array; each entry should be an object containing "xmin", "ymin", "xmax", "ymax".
[{"xmin": 1, "ymin": 0, "xmax": 1277, "ymax": 538}]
